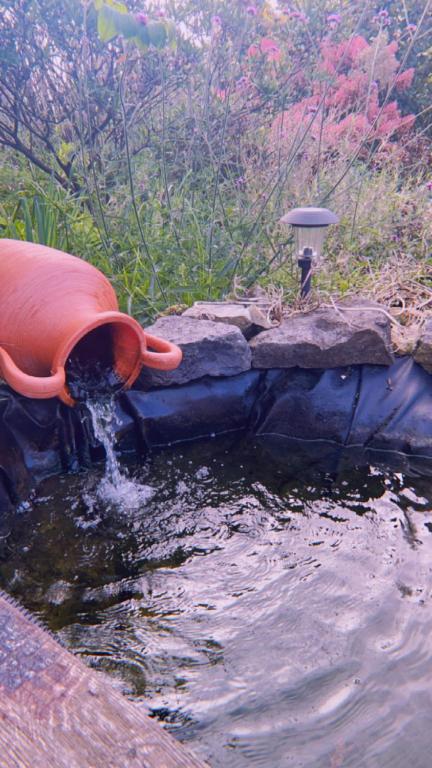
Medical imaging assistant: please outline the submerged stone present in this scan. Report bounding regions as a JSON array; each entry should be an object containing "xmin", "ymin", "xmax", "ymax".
[{"xmin": 249, "ymin": 299, "xmax": 393, "ymax": 369}]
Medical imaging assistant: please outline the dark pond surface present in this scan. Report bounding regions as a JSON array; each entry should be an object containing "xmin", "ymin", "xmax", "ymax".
[{"xmin": 1, "ymin": 436, "xmax": 432, "ymax": 767}]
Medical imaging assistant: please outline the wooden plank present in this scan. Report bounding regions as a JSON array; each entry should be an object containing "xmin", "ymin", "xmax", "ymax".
[{"xmin": 0, "ymin": 592, "xmax": 207, "ymax": 768}]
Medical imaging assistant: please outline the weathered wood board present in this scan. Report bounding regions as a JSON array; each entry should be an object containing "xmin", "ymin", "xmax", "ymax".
[{"xmin": 0, "ymin": 592, "xmax": 207, "ymax": 768}]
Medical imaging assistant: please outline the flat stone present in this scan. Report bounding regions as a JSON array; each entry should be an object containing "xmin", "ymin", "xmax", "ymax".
[
  {"xmin": 140, "ymin": 316, "xmax": 252, "ymax": 387},
  {"xmin": 182, "ymin": 302, "xmax": 272, "ymax": 338},
  {"xmin": 250, "ymin": 299, "xmax": 393, "ymax": 369},
  {"xmin": 414, "ymin": 319, "xmax": 432, "ymax": 374}
]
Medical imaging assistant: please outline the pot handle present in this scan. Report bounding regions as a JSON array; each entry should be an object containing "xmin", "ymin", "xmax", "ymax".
[
  {"xmin": 0, "ymin": 346, "xmax": 66, "ymax": 399},
  {"xmin": 141, "ymin": 333, "xmax": 183, "ymax": 371}
]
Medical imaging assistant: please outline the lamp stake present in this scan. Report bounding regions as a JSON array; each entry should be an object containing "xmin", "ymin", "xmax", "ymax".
[{"xmin": 298, "ymin": 247, "xmax": 312, "ymax": 298}]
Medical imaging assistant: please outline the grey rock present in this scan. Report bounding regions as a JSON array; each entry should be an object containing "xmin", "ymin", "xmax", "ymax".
[
  {"xmin": 182, "ymin": 302, "xmax": 272, "ymax": 338},
  {"xmin": 250, "ymin": 299, "xmax": 393, "ymax": 369},
  {"xmin": 414, "ymin": 319, "xmax": 432, "ymax": 374},
  {"xmin": 141, "ymin": 316, "xmax": 252, "ymax": 387}
]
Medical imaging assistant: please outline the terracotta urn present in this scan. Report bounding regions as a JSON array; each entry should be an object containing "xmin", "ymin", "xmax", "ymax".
[{"xmin": 0, "ymin": 239, "xmax": 182, "ymax": 406}]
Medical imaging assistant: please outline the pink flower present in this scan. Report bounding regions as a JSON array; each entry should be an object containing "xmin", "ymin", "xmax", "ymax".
[
  {"xmin": 426, "ymin": 181, "xmax": 432, "ymax": 191},
  {"xmin": 321, "ymin": 35, "xmax": 368, "ymax": 74},
  {"xmin": 260, "ymin": 37, "xmax": 281, "ymax": 62},
  {"xmin": 211, "ymin": 15, "xmax": 222, "ymax": 26},
  {"xmin": 215, "ymin": 88, "xmax": 228, "ymax": 101},
  {"xmin": 407, "ymin": 24, "xmax": 417, "ymax": 33},
  {"xmin": 246, "ymin": 5, "xmax": 258, "ymax": 15},
  {"xmin": 247, "ymin": 43, "xmax": 260, "ymax": 58},
  {"xmin": 395, "ymin": 68, "xmax": 415, "ymax": 92},
  {"xmin": 135, "ymin": 12, "xmax": 148, "ymax": 25}
]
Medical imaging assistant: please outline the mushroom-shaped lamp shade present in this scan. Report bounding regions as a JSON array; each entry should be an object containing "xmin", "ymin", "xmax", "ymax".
[{"xmin": 281, "ymin": 207, "xmax": 339, "ymax": 260}]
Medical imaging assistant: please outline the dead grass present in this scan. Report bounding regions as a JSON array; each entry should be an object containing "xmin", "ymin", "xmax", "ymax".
[
  {"xmin": 353, "ymin": 254, "xmax": 432, "ymax": 353},
  {"xmin": 230, "ymin": 253, "xmax": 432, "ymax": 353}
]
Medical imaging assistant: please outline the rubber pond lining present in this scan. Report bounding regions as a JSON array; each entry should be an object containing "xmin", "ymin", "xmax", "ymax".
[{"xmin": 0, "ymin": 355, "xmax": 431, "ymax": 511}]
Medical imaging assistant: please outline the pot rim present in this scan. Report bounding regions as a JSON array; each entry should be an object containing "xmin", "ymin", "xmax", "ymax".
[{"xmin": 52, "ymin": 311, "xmax": 145, "ymax": 406}]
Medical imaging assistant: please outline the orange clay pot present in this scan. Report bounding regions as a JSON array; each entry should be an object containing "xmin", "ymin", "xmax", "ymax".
[{"xmin": 0, "ymin": 239, "xmax": 182, "ymax": 406}]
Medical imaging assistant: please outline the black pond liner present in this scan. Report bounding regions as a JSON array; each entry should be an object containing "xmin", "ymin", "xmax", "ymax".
[{"xmin": 0, "ymin": 355, "xmax": 431, "ymax": 512}]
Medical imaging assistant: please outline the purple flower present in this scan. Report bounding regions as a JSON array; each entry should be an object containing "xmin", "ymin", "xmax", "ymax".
[
  {"xmin": 372, "ymin": 11, "xmax": 390, "ymax": 26},
  {"xmin": 289, "ymin": 10, "xmax": 309, "ymax": 23},
  {"xmin": 156, "ymin": 9, "xmax": 166, "ymax": 18},
  {"xmin": 426, "ymin": 181, "xmax": 432, "ymax": 192},
  {"xmin": 407, "ymin": 23, "xmax": 417, "ymax": 32},
  {"xmin": 327, "ymin": 12, "xmax": 341, "ymax": 28},
  {"xmin": 211, "ymin": 15, "xmax": 222, "ymax": 26},
  {"xmin": 246, "ymin": 5, "xmax": 258, "ymax": 16},
  {"xmin": 237, "ymin": 76, "xmax": 250, "ymax": 90},
  {"xmin": 135, "ymin": 12, "xmax": 148, "ymax": 25}
]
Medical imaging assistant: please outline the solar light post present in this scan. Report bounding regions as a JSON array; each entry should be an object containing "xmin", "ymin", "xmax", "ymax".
[{"xmin": 280, "ymin": 207, "xmax": 339, "ymax": 298}]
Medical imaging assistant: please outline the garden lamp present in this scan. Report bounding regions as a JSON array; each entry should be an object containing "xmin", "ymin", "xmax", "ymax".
[{"xmin": 280, "ymin": 207, "xmax": 339, "ymax": 298}]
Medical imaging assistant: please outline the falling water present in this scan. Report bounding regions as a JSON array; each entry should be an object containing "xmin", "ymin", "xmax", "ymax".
[
  {"xmin": 66, "ymin": 354, "xmax": 153, "ymax": 511},
  {"xmin": 85, "ymin": 397, "xmax": 154, "ymax": 511},
  {"xmin": 86, "ymin": 397, "xmax": 123, "ymax": 488}
]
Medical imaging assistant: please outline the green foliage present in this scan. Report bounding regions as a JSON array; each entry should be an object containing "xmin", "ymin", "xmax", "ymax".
[
  {"xmin": 94, "ymin": 1, "xmax": 175, "ymax": 51},
  {"xmin": 0, "ymin": 165, "xmax": 101, "ymax": 259},
  {"xmin": 0, "ymin": 0, "xmax": 431, "ymax": 320}
]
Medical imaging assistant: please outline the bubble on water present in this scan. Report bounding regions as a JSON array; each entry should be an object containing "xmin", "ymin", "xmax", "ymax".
[
  {"xmin": 75, "ymin": 512, "xmax": 102, "ymax": 529},
  {"xmin": 176, "ymin": 480, "xmax": 189, "ymax": 496},
  {"xmin": 195, "ymin": 466, "xmax": 210, "ymax": 480},
  {"xmin": 96, "ymin": 475, "xmax": 154, "ymax": 510}
]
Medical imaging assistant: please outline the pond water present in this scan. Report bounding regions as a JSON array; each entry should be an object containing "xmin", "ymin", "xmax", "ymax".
[{"xmin": 1, "ymin": 436, "xmax": 432, "ymax": 768}]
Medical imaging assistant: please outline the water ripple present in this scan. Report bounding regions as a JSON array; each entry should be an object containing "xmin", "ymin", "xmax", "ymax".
[{"xmin": 1, "ymin": 439, "xmax": 432, "ymax": 767}]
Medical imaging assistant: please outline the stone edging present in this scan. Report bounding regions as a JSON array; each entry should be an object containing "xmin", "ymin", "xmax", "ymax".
[{"xmin": 140, "ymin": 298, "xmax": 431, "ymax": 389}]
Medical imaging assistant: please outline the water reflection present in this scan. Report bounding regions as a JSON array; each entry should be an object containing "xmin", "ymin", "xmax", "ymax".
[{"xmin": 0, "ymin": 437, "xmax": 432, "ymax": 768}]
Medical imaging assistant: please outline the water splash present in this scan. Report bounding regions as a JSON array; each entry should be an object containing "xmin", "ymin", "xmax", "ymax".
[
  {"xmin": 86, "ymin": 397, "xmax": 153, "ymax": 511},
  {"xmin": 65, "ymin": 354, "xmax": 153, "ymax": 512}
]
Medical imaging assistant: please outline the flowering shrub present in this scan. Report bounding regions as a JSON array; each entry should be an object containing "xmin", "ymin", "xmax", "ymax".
[{"xmin": 271, "ymin": 34, "xmax": 415, "ymax": 168}]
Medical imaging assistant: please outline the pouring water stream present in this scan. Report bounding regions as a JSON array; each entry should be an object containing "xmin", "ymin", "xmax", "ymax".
[
  {"xmin": 86, "ymin": 397, "xmax": 154, "ymax": 510},
  {"xmin": 67, "ymin": 360, "xmax": 153, "ymax": 510}
]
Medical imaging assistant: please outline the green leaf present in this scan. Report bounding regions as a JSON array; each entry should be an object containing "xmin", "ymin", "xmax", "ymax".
[
  {"xmin": 34, "ymin": 197, "xmax": 46, "ymax": 243},
  {"xmin": 132, "ymin": 35, "xmax": 149, "ymax": 52},
  {"xmin": 95, "ymin": 3, "xmax": 175, "ymax": 50},
  {"xmin": 20, "ymin": 199, "xmax": 33, "ymax": 242},
  {"xmin": 97, "ymin": 6, "xmax": 117, "ymax": 41},
  {"xmin": 104, "ymin": 0, "xmax": 128, "ymax": 12},
  {"xmin": 114, "ymin": 12, "xmax": 142, "ymax": 39},
  {"xmin": 147, "ymin": 22, "xmax": 167, "ymax": 49},
  {"xmin": 165, "ymin": 20, "xmax": 176, "ymax": 43}
]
